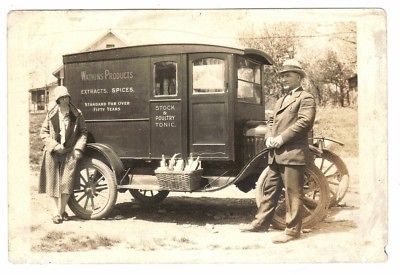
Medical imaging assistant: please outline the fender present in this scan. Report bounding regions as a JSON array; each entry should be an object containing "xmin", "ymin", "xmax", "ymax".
[
  {"xmin": 312, "ymin": 137, "xmax": 344, "ymax": 152},
  {"xmin": 84, "ymin": 143, "xmax": 128, "ymax": 185},
  {"xmin": 234, "ymin": 148, "xmax": 270, "ymax": 193},
  {"xmin": 308, "ymin": 144, "xmax": 323, "ymax": 156}
]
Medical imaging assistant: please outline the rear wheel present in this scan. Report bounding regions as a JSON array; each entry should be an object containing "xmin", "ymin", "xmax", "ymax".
[
  {"xmin": 68, "ymin": 158, "xmax": 117, "ymax": 219},
  {"xmin": 256, "ymin": 164, "xmax": 330, "ymax": 229},
  {"xmin": 129, "ymin": 189, "xmax": 169, "ymax": 206}
]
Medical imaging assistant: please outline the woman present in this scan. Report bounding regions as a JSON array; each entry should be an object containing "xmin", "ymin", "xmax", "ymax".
[{"xmin": 38, "ymin": 86, "xmax": 87, "ymax": 224}]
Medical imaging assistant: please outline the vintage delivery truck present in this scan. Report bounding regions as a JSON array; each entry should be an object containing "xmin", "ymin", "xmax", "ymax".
[{"xmin": 63, "ymin": 43, "xmax": 331, "ymax": 228}]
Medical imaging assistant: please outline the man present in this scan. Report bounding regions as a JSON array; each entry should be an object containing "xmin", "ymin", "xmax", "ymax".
[{"xmin": 240, "ymin": 59, "xmax": 316, "ymax": 243}]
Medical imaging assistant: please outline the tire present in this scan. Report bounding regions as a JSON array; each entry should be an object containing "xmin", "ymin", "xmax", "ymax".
[
  {"xmin": 314, "ymin": 149, "xmax": 350, "ymax": 206},
  {"xmin": 256, "ymin": 164, "xmax": 330, "ymax": 230},
  {"xmin": 68, "ymin": 158, "xmax": 118, "ymax": 219},
  {"xmin": 129, "ymin": 189, "xmax": 169, "ymax": 206}
]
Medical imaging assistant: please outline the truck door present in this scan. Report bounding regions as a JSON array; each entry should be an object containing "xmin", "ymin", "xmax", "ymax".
[
  {"xmin": 188, "ymin": 53, "xmax": 233, "ymax": 160},
  {"xmin": 150, "ymin": 55, "xmax": 187, "ymax": 158}
]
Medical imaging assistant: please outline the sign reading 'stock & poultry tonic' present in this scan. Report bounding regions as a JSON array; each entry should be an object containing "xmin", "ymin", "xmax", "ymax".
[
  {"xmin": 153, "ymin": 104, "xmax": 178, "ymax": 128},
  {"xmin": 150, "ymin": 101, "xmax": 182, "ymax": 156}
]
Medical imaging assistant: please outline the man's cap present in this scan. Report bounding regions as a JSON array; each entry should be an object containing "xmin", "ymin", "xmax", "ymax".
[{"xmin": 278, "ymin": 59, "xmax": 306, "ymax": 78}]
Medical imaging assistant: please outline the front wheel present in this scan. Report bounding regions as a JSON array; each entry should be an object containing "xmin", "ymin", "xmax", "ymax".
[
  {"xmin": 314, "ymin": 149, "xmax": 350, "ymax": 206},
  {"xmin": 68, "ymin": 158, "xmax": 118, "ymax": 219},
  {"xmin": 256, "ymin": 164, "xmax": 330, "ymax": 229}
]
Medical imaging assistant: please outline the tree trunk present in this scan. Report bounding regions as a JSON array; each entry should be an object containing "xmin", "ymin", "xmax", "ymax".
[
  {"xmin": 339, "ymin": 85, "xmax": 345, "ymax": 107},
  {"xmin": 346, "ymin": 88, "xmax": 350, "ymax": 106}
]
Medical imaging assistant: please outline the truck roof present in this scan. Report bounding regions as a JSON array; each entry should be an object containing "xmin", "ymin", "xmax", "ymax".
[{"xmin": 63, "ymin": 43, "xmax": 274, "ymax": 65}]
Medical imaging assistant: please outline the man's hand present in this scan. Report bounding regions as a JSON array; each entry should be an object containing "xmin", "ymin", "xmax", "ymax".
[
  {"xmin": 271, "ymin": 135, "xmax": 283, "ymax": 148},
  {"xmin": 265, "ymin": 137, "xmax": 274, "ymax": 149},
  {"xmin": 74, "ymin": 149, "xmax": 83, "ymax": 159}
]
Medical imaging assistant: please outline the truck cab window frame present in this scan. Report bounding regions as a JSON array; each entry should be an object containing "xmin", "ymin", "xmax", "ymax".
[
  {"xmin": 192, "ymin": 58, "xmax": 226, "ymax": 94},
  {"xmin": 153, "ymin": 61, "xmax": 178, "ymax": 97},
  {"xmin": 237, "ymin": 56, "xmax": 262, "ymax": 105}
]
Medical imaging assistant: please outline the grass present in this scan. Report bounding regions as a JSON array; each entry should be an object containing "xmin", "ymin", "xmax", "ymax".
[
  {"xmin": 313, "ymin": 106, "xmax": 358, "ymax": 157},
  {"xmin": 29, "ymin": 112, "xmax": 46, "ymax": 171},
  {"xmin": 31, "ymin": 230, "xmax": 119, "ymax": 252},
  {"xmin": 172, "ymin": 236, "xmax": 192, "ymax": 244},
  {"xmin": 127, "ymin": 235, "xmax": 196, "ymax": 250}
]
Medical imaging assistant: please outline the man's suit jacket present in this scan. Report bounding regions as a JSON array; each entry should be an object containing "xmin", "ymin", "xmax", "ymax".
[{"xmin": 266, "ymin": 87, "xmax": 316, "ymax": 165}]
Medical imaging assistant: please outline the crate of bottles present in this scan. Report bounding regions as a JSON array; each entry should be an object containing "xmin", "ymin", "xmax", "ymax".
[
  {"xmin": 155, "ymin": 169, "xmax": 203, "ymax": 191},
  {"xmin": 155, "ymin": 153, "xmax": 203, "ymax": 191}
]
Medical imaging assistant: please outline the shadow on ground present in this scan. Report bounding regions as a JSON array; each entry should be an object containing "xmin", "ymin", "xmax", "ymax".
[
  {"xmin": 312, "ymin": 205, "xmax": 358, "ymax": 234},
  {"xmin": 108, "ymin": 196, "xmax": 258, "ymax": 226}
]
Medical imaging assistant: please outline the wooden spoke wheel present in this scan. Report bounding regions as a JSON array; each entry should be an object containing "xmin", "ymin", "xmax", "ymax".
[
  {"xmin": 68, "ymin": 158, "xmax": 117, "ymax": 219},
  {"xmin": 256, "ymin": 164, "xmax": 330, "ymax": 230},
  {"xmin": 314, "ymin": 149, "xmax": 350, "ymax": 206},
  {"xmin": 129, "ymin": 189, "xmax": 169, "ymax": 206}
]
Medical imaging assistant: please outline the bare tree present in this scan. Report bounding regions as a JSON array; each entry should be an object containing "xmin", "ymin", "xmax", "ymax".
[
  {"xmin": 238, "ymin": 22, "xmax": 300, "ymax": 109},
  {"xmin": 238, "ymin": 22, "xmax": 357, "ymax": 108}
]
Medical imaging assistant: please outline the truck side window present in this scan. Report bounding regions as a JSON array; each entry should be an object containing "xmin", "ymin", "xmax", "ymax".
[
  {"xmin": 237, "ymin": 56, "xmax": 262, "ymax": 104},
  {"xmin": 154, "ymin": 61, "xmax": 178, "ymax": 96},
  {"xmin": 193, "ymin": 58, "xmax": 225, "ymax": 93}
]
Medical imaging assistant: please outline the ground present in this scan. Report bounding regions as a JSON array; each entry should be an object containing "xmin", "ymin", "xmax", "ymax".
[{"xmin": 15, "ymin": 157, "xmax": 367, "ymax": 264}]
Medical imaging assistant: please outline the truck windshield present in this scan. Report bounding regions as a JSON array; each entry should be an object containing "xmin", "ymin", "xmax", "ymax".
[
  {"xmin": 237, "ymin": 56, "xmax": 262, "ymax": 104},
  {"xmin": 154, "ymin": 61, "xmax": 178, "ymax": 96},
  {"xmin": 193, "ymin": 58, "xmax": 225, "ymax": 93}
]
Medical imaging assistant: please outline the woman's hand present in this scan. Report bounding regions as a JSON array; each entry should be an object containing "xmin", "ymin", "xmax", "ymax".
[
  {"xmin": 74, "ymin": 149, "xmax": 83, "ymax": 159},
  {"xmin": 53, "ymin": 144, "xmax": 64, "ymax": 153}
]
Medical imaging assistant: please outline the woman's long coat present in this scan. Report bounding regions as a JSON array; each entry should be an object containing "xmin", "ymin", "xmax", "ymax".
[{"xmin": 38, "ymin": 104, "xmax": 87, "ymax": 197}]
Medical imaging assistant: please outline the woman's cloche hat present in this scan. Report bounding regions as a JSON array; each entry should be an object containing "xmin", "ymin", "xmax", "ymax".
[{"xmin": 54, "ymin": 86, "xmax": 71, "ymax": 103}]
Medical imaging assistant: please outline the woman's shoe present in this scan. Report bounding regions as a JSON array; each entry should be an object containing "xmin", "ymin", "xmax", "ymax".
[
  {"xmin": 61, "ymin": 212, "xmax": 69, "ymax": 221},
  {"xmin": 52, "ymin": 215, "xmax": 63, "ymax": 224}
]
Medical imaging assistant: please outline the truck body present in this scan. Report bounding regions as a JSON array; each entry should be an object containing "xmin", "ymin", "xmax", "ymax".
[{"xmin": 64, "ymin": 44, "xmax": 273, "ymax": 180}]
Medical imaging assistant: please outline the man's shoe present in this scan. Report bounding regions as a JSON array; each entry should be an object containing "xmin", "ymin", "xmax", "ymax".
[
  {"xmin": 239, "ymin": 223, "xmax": 264, "ymax": 232},
  {"xmin": 61, "ymin": 212, "xmax": 69, "ymax": 221},
  {"xmin": 272, "ymin": 233, "xmax": 299, "ymax": 244}
]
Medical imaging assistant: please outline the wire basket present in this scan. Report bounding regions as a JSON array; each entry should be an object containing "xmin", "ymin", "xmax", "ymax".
[{"xmin": 155, "ymin": 169, "xmax": 203, "ymax": 191}]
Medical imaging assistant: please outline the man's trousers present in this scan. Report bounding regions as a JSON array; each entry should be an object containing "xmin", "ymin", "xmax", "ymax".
[{"xmin": 253, "ymin": 161, "xmax": 305, "ymax": 236}]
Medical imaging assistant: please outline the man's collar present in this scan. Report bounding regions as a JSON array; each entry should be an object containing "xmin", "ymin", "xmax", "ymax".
[{"xmin": 289, "ymin": 86, "xmax": 301, "ymax": 95}]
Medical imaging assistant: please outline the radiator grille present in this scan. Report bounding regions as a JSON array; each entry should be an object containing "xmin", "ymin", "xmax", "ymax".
[{"xmin": 244, "ymin": 136, "xmax": 266, "ymax": 163}]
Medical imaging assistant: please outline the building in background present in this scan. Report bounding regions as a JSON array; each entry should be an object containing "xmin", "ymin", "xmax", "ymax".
[
  {"xmin": 347, "ymin": 74, "xmax": 358, "ymax": 106},
  {"xmin": 29, "ymin": 30, "xmax": 127, "ymax": 112},
  {"xmin": 28, "ymin": 81, "xmax": 57, "ymax": 113}
]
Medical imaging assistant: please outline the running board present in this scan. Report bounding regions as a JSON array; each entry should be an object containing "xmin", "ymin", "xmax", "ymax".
[
  {"xmin": 118, "ymin": 174, "xmax": 161, "ymax": 190},
  {"xmin": 118, "ymin": 183, "xmax": 162, "ymax": 190},
  {"xmin": 117, "ymin": 174, "xmax": 235, "ymax": 192}
]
